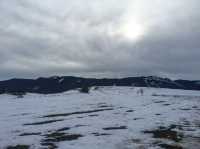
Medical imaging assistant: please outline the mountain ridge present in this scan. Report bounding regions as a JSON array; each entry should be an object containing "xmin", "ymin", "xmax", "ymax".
[{"xmin": 0, "ymin": 76, "xmax": 200, "ymax": 94}]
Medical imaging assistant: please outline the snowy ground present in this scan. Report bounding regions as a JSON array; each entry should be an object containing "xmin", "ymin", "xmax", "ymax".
[{"xmin": 0, "ymin": 87, "xmax": 200, "ymax": 149}]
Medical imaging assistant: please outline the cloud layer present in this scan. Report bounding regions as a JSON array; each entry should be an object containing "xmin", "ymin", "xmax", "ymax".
[{"xmin": 0, "ymin": 0, "xmax": 200, "ymax": 80}]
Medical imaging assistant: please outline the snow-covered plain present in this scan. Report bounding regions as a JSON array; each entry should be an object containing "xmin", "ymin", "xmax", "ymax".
[{"xmin": 0, "ymin": 87, "xmax": 200, "ymax": 149}]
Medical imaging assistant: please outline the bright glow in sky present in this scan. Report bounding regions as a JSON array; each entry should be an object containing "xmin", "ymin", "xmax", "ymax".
[{"xmin": 117, "ymin": 20, "xmax": 146, "ymax": 41}]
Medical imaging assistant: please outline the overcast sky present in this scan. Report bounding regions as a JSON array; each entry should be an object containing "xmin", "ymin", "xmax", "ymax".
[{"xmin": 0, "ymin": 0, "xmax": 200, "ymax": 80}]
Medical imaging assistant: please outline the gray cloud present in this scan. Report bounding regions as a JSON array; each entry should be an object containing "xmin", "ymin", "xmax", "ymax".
[{"xmin": 0, "ymin": 0, "xmax": 200, "ymax": 80}]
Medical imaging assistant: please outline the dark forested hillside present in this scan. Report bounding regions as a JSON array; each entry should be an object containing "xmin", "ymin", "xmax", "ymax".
[{"xmin": 0, "ymin": 76, "xmax": 199, "ymax": 94}]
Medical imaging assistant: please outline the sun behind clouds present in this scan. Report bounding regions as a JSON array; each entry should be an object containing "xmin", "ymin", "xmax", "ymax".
[{"xmin": 117, "ymin": 19, "xmax": 146, "ymax": 41}]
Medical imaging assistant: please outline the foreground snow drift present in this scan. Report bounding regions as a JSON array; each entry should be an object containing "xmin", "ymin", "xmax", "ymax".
[{"xmin": 0, "ymin": 87, "xmax": 200, "ymax": 149}]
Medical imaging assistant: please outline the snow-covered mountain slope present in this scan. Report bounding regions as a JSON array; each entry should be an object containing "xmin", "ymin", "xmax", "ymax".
[{"xmin": 0, "ymin": 87, "xmax": 200, "ymax": 149}]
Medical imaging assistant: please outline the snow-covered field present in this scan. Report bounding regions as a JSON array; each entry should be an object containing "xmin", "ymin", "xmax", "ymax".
[{"xmin": 0, "ymin": 87, "xmax": 200, "ymax": 149}]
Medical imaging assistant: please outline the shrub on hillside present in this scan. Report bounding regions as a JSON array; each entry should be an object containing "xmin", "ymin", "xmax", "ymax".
[
  {"xmin": 7, "ymin": 91, "xmax": 26, "ymax": 98},
  {"xmin": 79, "ymin": 86, "xmax": 90, "ymax": 94},
  {"xmin": 93, "ymin": 86, "xmax": 99, "ymax": 90}
]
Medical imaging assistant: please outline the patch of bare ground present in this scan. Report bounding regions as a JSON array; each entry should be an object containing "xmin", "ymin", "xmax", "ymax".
[
  {"xmin": 103, "ymin": 126, "xmax": 127, "ymax": 130},
  {"xmin": 143, "ymin": 125, "xmax": 183, "ymax": 142},
  {"xmin": 42, "ymin": 108, "xmax": 114, "ymax": 118},
  {"xmin": 6, "ymin": 145, "xmax": 30, "ymax": 149},
  {"xmin": 23, "ymin": 119, "xmax": 64, "ymax": 126},
  {"xmin": 41, "ymin": 131, "xmax": 83, "ymax": 148}
]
